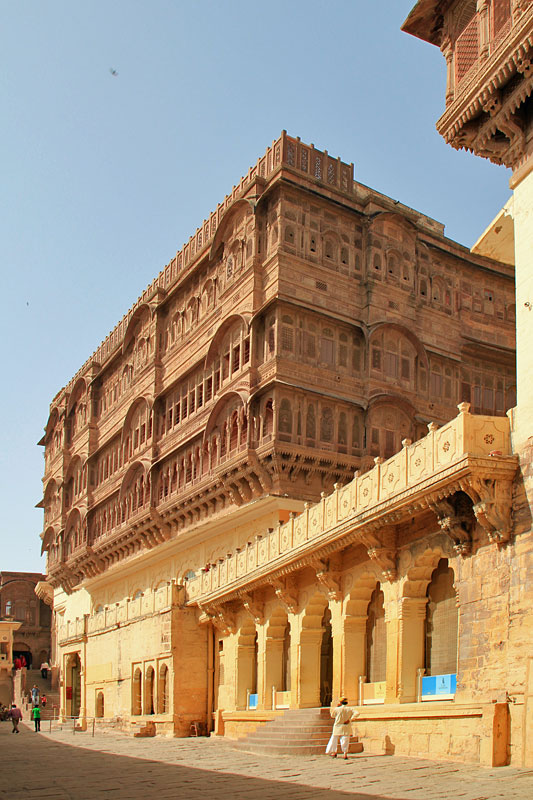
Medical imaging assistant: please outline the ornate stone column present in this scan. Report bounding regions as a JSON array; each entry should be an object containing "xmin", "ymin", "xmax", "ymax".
[
  {"xmin": 333, "ymin": 612, "xmax": 367, "ymax": 705},
  {"xmin": 477, "ymin": 1, "xmax": 491, "ymax": 60},
  {"xmin": 397, "ymin": 596, "xmax": 428, "ymax": 703},
  {"xmin": 441, "ymin": 36, "xmax": 455, "ymax": 106},
  {"xmin": 261, "ymin": 633, "xmax": 284, "ymax": 709},
  {"xmin": 296, "ymin": 628, "xmax": 323, "ymax": 708}
]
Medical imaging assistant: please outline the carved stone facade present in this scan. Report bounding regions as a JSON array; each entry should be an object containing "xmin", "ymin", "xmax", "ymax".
[
  {"xmin": 40, "ymin": 133, "xmax": 518, "ymax": 762},
  {"xmin": 403, "ymin": 0, "xmax": 533, "ymax": 770},
  {"xmin": 403, "ymin": 1, "xmax": 533, "ymax": 169}
]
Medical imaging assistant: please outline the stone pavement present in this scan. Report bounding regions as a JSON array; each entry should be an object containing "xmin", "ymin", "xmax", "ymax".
[{"xmin": 2, "ymin": 721, "xmax": 533, "ymax": 800}]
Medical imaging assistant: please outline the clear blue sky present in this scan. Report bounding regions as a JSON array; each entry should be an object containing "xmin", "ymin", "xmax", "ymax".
[{"xmin": 1, "ymin": 1, "xmax": 512, "ymax": 572}]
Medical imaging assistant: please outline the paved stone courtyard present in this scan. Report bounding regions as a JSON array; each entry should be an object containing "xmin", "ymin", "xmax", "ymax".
[{"xmin": 2, "ymin": 722, "xmax": 533, "ymax": 800}]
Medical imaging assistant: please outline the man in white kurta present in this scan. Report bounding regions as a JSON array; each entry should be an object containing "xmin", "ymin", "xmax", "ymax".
[{"xmin": 325, "ymin": 698, "xmax": 360, "ymax": 758}]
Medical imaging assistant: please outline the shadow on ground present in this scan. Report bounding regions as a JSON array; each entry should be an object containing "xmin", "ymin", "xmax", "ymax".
[{"xmin": 0, "ymin": 723, "xmax": 411, "ymax": 800}]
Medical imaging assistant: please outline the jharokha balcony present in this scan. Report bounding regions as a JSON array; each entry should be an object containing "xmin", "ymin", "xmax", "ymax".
[
  {"xmin": 186, "ymin": 403, "xmax": 517, "ymax": 613},
  {"xmin": 403, "ymin": 1, "xmax": 533, "ymax": 168}
]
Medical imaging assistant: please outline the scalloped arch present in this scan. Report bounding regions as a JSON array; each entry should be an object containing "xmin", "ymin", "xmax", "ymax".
[
  {"xmin": 204, "ymin": 313, "xmax": 252, "ymax": 368},
  {"xmin": 67, "ymin": 377, "xmax": 88, "ymax": 416},
  {"xmin": 209, "ymin": 198, "xmax": 256, "ymax": 260},
  {"xmin": 119, "ymin": 459, "xmax": 151, "ymax": 503},
  {"xmin": 121, "ymin": 396, "xmax": 153, "ymax": 444},
  {"xmin": 368, "ymin": 321, "xmax": 429, "ymax": 371},
  {"xmin": 122, "ymin": 304, "xmax": 152, "ymax": 354},
  {"xmin": 203, "ymin": 391, "xmax": 248, "ymax": 440}
]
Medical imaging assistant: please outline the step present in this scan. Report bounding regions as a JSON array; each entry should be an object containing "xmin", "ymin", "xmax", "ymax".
[{"xmin": 235, "ymin": 741, "xmax": 364, "ymax": 756}]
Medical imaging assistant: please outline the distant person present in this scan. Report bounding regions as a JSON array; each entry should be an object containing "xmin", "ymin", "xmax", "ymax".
[
  {"xmin": 31, "ymin": 685, "xmax": 40, "ymax": 707},
  {"xmin": 41, "ymin": 694, "xmax": 47, "ymax": 708},
  {"xmin": 8, "ymin": 704, "xmax": 22, "ymax": 734},
  {"xmin": 40, "ymin": 660, "xmax": 50, "ymax": 679},
  {"xmin": 20, "ymin": 655, "xmax": 27, "ymax": 669},
  {"xmin": 325, "ymin": 698, "xmax": 360, "ymax": 760},
  {"xmin": 14, "ymin": 657, "xmax": 21, "ymax": 671},
  {"xmin": 31, "ymin": 704, "xmax": 41, "ymax": 732}
]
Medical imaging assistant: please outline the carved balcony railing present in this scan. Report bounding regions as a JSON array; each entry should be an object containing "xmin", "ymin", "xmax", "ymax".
[
  {"xmin": 186, "ymin": 404, "xmax": 517, "ymax": 609},
  {"xmin": 453, "ymin": 1, "xmax": 520, "ymax": 95}
]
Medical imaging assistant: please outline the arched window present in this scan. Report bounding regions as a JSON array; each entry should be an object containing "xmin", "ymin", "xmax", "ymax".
[
  {"xmin": 132, "ymin": 668, "xmax": 142, "ymax": 715},
  {"xmin": 144, "ymin": 666, "xmax": 155, "ymax": 715},
  {"xmin": 366, "ymin": 585, "xmax": 387, "ymax": 683},
  {"xmin": 263, "ymin": 400, "xmax": 273, "ymax": 437},
  {"xmin": 230, "ymin": 414, "xmax": 239, "ymax": 451},
  {"xmin": 281, "ymin": 316, "xmax": 294, "ymax": 353},
  {"xmin": 387, "ymin": 252, "xmax": 399, "ymax": 278},
  {"xmin": 352, "ymin": 415, "xmax": 362, "ymax": 453},
  {"xmin": 425, "ymin": 559, "xmax": 458, "ymax": 676},
  {"xmin": 320, "ymin": 407, "xmax": 334, "ymax": 443},
  {"xmin": 324, "ymin": 238, "xmax": 336, "ymax": 261},
  {"xmin": 158, "ymin": 664, "xmax": 169, "ymax": 714},
  {"xmin": 96, "ymin": 691, "xmax": 104, "ymax": 718},
  {"xmin": 338, "ymin": 412, "xmax": 347, "ymax": 448},
  {"xmin": 306, "ymin": 405, "xmax": 316, "ymax": 440},
  {"xmin": 279, "ymin": 399, "xmax": 292, "ymax": 436}
]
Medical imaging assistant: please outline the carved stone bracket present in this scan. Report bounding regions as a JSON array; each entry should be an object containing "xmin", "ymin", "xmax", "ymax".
[
  {"xmin": 481, "ymin": 87, "xmax": 501, "ymax": 116},
  {"xmin": 430, "ymin": 498, "xmax": 472, "ymax": 556},
  {"xmin": 366, "ymin": 547, "xmax": 397, "ymax": 582},
  {"xmin": 360, "ymin": 525, "xmax": 397, "ymax": 581},
  {"xmin": 461, "ymin": 476, "xmax": 514, "ymax": 546},
  {"xmin": 313, "ymin": 559, "xmax": 342, "ymax": 601},
  {"xmin": 198, "ymin": 603, "xmax": 236, "ymax": 635},
  {"xmin": 241, "ymin": 593, "xmax": 264, "ymax": 625},
  {"xmin": 34, "ymin": 581, "xmax": 54, "ymax": 607},
  {"xmin": 270, "ymin": 577, "xmax": 298, "ymax": 614}
]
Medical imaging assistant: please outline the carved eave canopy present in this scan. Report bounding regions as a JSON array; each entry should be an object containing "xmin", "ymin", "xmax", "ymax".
[{"xmin": 402, "ymin": 1, "xmax": 449, "ymax": 45}]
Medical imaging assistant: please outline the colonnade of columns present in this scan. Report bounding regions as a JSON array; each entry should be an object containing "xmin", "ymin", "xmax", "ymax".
[{"xmin": 215, "ymin": 553, "xmax": 457, "ymax": 713}]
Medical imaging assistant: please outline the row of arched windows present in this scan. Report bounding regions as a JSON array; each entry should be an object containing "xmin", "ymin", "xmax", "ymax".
[{"xmin": 132, "ymin": 663, "xmax": 169, "ymax": 716}]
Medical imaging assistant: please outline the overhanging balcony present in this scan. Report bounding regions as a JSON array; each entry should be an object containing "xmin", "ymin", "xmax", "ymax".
[{"xmin": 186, "ymin": 404, "xmax": 517, "ymax": 611}]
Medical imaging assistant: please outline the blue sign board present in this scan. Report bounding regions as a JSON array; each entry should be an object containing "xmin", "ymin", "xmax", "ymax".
[{"xmin": 421, "ymin": 673, "xmax": 456, "ymax": 696}]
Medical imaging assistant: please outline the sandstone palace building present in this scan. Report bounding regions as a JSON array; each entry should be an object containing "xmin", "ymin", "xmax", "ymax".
[{"xmin": 39, "ymin": 130, "xmax": 522, "ymax": 764}]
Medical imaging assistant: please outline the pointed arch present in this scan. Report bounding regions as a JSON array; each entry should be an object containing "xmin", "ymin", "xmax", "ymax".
[
  {"xmin": 203, "ymin": 391, "xmax": 248, "ymax": 441},
  {"xmin": 368, "ymin": 322, "xmax": 429, "ymax": 371},
  {"xmin": 209, "ymin": 198, "xmax": 256, "ymax": 260},
  {"xmin": 122, "ymin": 304, "xmax": 152, "ymax": 354},
  {"xmin": 204, "ymin": 314, "xmax": 252, "ymax": 368},
  {"xmin": 66, "ymin": 377, "xmax": 88, "ymax": 416}
]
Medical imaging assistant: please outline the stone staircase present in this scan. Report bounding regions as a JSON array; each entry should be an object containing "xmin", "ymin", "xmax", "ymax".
[
  {"xmin": 19, "ymin": 669, "xmax": 60, "ymax": 720},
  {"xmin": 231, "ymin": 708, "xmax": 364, "ymax": 756}
]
